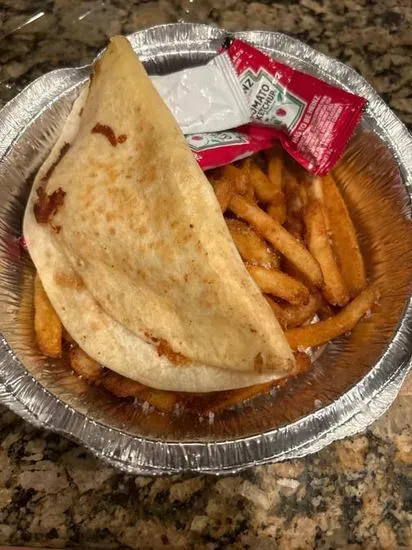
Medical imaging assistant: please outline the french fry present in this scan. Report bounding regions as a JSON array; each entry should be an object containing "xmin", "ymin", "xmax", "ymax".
[
  {"xmin": 202, "ymin": 351, "xmax": 311, "ymax": 413},
  {"xmin": 34, "ymin": 274, "xmax": 62, "ymax": 358},
  {"xmin": 211, "ymin": 176, "xmax": 234, "ymax": 213},
  {"xmin": 247, "ymin": 265, "xmax": 310, "ymax": 305},
  {"xmin": 249, "ymin": 159, "xmax": 278, "ymax": 203},
  {"xmin": 265, "ymin": 296, "xmax": 288, "ymax": 330},
  {"xmin": 265, "ymin": 147, "xmax": 284, "ymax": 196},
  {"xmin": 69, "ymin": 346, "xmax": 101, "ymax": 382},
  {"xmin": 317, "ymin": 297, "xmax": 336, "ymax": 320},
  {"xmin": 267, "ymin": 198, "xmax": 286, "ymax": 225},
  {"xmin": 304, "ymin": 200, "xmax": 349, "ymax": 307},
  {"xmin": 280, "ymin": 292, "xmax": 322, "ymax": 328},
  {"xmin": 286, "ymin": 285, "xmax": 379, "ymax": 350},
  {"xmin": 102, "ymin": 371, "xmax": 176, "ymax": 412},
  {"xmin": 102, "ymin": 371, "xmax": 145, "ymax": 397},
  {"xmin": 139, "ymin": 388, "xmax": 177, "ymax": 413},
  {"xmin": 229, "ymin": 194, "xmax": 323, "ymax": 288},
  {"xmin": 240, "ymin": 159, "xmax": 256, "ymax": 202},
  {"xmin": 294, "ymin": 350, "xmax": 312, "ymax": 374},
  {"xmin": 322, "ymin": 174, "xmax": 367, "ymax": 298},
  {"xmin": 266, "ymin": 148, "xmax": 286, "ymax": 223},
  {"xmin": 226, "ymin": 219, "xmax": 279, "ymax": 268},
  {"xmin": 221, "ymin": 164, "xmax": 247, "ymax": 195},
  {"xmin": 204, "ymin": 381, "xmax": 276, "ymax": 413}
]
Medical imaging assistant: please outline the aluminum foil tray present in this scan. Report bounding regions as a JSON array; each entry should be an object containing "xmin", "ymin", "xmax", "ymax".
[{"xmin": 0, "ymin": 23, "xmax": 411, "ymax": 475}]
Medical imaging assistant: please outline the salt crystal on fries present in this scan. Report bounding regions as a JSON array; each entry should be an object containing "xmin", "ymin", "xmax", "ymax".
[
  {"xmin": 34, "ymin": 274, "xmax": 62, "ymax": 358},
  {"xmin": 247, "ymin": 264, "xmax": 310, "ymax": 306},
  {"xmin": 322, "ymin": 174, "xmax": 367, "ymax": 298},
  {"xmin": 229, "ymin": 194, "xmax": 323, "ymax": 288},
  {"xmin": 286, "ymin": 285, "xmax": 379, "ymax": 350},
  {"xmin": 304, "ymin": 200, "xmax": 350, "ymax": 307}
]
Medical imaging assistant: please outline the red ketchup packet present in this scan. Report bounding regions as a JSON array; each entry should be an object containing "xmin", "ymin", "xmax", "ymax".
[{"xmin": 190, "ymin": 39, "xmax": 366, "ymax": 175}]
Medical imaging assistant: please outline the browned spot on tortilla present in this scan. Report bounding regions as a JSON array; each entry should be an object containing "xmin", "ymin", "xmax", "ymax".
[
  {"xmin": 94, "ymin": 59, "xmax": 101, "ymax": 77},
  {"xmin": 34, "ymin": 187, "xmax": 66, "ymax": 224},
  {"xmin": 42, "ymin": 143, "xmax": 70, "ymax": 183},
  {"xmin": 143, "ymin": 331, "xmax": 189, "ymax": 367},
  {"xmin": 54, "ymin": 271, "xmax": 84, "ymax": 290},
  {"xmin": 254, "ymin": 352, "xmax": 264, "ymax": 373},
  {"xmin": 91, "ymin": 125, "xmax": 128, "ymax": 147},
  {"xmin": 49, "ymin": 223, "xmax": 61, "ymax": 234},
  {"xmin": 79, "ymin": 107, "xmax": 84, "ymax": 116},
  {"xmin": 156, "ymin": 339, "xmax": 190, "ymax": 367},
  {"xmin": 92, "ymin": 123, "xmax": 117, "ymax": 146}
]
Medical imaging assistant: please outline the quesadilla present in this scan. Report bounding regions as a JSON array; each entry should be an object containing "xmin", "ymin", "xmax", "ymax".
[{"xmin": 23, "ymin": 36, "xmax": 295, "ymax": 392}]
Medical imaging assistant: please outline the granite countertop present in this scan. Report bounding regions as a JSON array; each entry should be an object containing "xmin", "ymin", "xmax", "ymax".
[{"xmin": 0, "ymin": 1, "xmax": 411, "ymax": 548}]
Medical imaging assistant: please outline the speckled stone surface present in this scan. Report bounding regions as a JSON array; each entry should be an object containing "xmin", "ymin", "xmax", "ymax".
[{"xmin": 0, "ymin": 1, "xmax": 411, "ymax": 548}]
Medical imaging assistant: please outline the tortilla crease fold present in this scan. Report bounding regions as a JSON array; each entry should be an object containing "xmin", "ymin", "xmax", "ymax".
[{"xmin": 23, "ymin": 35, "xmax": 295, "ymax": 392}]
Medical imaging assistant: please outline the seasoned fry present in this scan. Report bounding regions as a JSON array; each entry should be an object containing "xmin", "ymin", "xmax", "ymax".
[
  {"xmin": 34, "ymin": 274, "xmax": 62, "ymax": 358},
  {"xmin": 323, "ymin": 174, "xmax": 367, "ymax": 298},
  {"xmin": 211, "ymin": 176, "xmax": 233, "ymax": 213},
  {"xmin": 304, "ymin": 200, "xmax": 349, "ymax": 307},
  {"xmin": 267, "ymin": 198, "xmax": 286, "ymax": 225},
  {"xmin": 249, "ymin": 159, "xmax": 278, "ymax": 203},
  {"xmin": 102, "ymin": 371, "xmax": 145, "ymax": 397},
  {"xmin": 102, "ymin": 371, "xmax": 176, "ymax": 412},
  {"xmin": 139, "ymin": 388, "xmax": 177, "ymax": 413},
  {"xmin": 284, "ymin": 172, "xmax": 303, "ymax": 213},
  {"xmin": 240, "ymin": 158, "xmax": 256, "ymax": 202},
  {"xmin": 203, "ymin": 351, "xmax": 311, "ymax": 412},
  {"xmin": 265, "ymin": 147, "xmax": 284, "ymax": 195},
  {"xmin": 229, "ymin": 194, "xmax": 323, "ymax": 288},
  {"xmin": 247, "ymin": 265, "xmax": 310, "ymax": 305},
  {"xmin": 265, "ymin": 296, "xmax": 288, "ymax": 330},
  {"xmin": 226, "ymin": 219, "xmax": 279, "ymax": 268},
  {"xmin": 70, "ymin": 346, "xmax": 101, "ymax": 382},
  {"xmin": 286, "ymin": 285, "xmax": 379, "ymax": 350},
  {"xmin": 266, "ymin": 148, "xmax": 286, "ymax": 223},
  {"xmin": 294, "ymin": 350, "xmax": 312, "ymax": 374},
  {"xmin": 317, "ymin": 297, "xmax": 336, "ymax": 320},
  {"xmin": 280, "ymin": 292, "xmax": 322, "ymax": 328},
  {"xmin": 222, "ymin": 164, "xmax": 247, "ymax": 195},
  {"xmin": 204, "ymin": 381, "xmax": 276, "ymax": 413}
]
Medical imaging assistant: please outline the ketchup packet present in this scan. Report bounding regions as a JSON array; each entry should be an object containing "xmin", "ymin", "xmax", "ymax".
[
  {"xmin": 223, "ymin": 39, "xmax": 366, "ymax": 175},
  {"xmin": 182, "ymin": 40, "xmax": 366, "ymax": 174},
  {"xmin": 187, "ymin": 126, "xmax": 274, "ymax": 170}
]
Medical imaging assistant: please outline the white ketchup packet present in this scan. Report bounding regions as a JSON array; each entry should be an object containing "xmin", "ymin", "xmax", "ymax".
[{"xmin": 151, "ymin": 51, "xmax": 250, "ymax": 134}]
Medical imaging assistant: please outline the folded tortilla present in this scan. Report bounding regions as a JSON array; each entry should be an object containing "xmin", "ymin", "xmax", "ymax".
[{"xmin": 23, "ymin": 36, "xmax": 295, "ymax": 392}]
